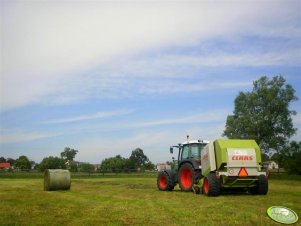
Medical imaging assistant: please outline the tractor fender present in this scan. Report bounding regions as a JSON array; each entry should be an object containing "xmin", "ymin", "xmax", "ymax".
[{"xmin": 179, "ymin": 159, "xmax": 200, "ymax": 171}]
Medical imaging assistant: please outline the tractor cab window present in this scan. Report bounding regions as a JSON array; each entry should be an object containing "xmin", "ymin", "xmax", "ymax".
[
  {"xmin": 190, "ymin": 145, "xmax": 200, "ymax": 159},
  {"xmin": 181, "ymin": 144, "xmax": 205, "ymax": 160}
]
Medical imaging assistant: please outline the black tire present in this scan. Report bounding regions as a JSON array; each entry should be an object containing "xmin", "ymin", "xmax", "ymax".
[
  {"xmin": 157, "ymin": 171, "xmax": 175, "ymax": 191},
  {"xmin": 250, "ymin": 175, "xmax": 268, "ymax": 195},
  {"xmin": 203, "ymin": 172, "xmax": 220, "ymax": 196},
  {"xmin": 178, "ymin": 163, "xmax": 195, "ymax": 192}
]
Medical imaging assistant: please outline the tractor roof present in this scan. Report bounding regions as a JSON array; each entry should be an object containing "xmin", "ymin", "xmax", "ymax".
[{"xmin": 181, "ymin": 139, "xmax": 210, "ymax": 145}]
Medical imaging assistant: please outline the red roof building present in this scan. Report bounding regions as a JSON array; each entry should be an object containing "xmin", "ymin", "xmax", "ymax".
[{"xmin": 0, "ymin": 162, "xmax": 11, "ymax": 169}]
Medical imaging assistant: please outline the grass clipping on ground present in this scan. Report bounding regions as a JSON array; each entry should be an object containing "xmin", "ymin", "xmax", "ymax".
[
  {"xmin": 0, "ymin": 177, "xmax": 300, "ymax": 225},
  {"xmin": 44, "ymin": 169, "xmax": 71, "ymax": 191}
]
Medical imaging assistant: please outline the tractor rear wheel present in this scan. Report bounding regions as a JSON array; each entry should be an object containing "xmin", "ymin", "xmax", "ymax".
[
  {"xmin": 178, "ymin": 163, "xmax": 195, "ymax": 192},
  {"xmin": 250, "ymin": 175, "xmax": 268, "ymax": 195},
  {"xmin": 203, "ymin": 172, "xmax": 220, "ymax": 196},
  {"xmin": 157, "ymin": 171, "xmax": 175, "ymax": 191}
]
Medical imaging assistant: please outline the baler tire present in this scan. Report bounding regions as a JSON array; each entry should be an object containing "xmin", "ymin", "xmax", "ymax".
[
  {"xmin": 250, "ymin": 175, "xmax": 268, "ymax": 195},
  {"xmin": 203, "ymin": 173, "xmax": 220, "ymax": 196},
  {"xmin": 178, "ymin": 163, "xmax": 195, "ymax": 192},
  {"xmin": 157, "ymin": 171, "xmax": 174, "ymax": 191}
]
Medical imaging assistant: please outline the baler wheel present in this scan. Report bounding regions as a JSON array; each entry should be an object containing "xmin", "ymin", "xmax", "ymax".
[
  {"xmin": 203, "ymin": 173, "xmax": 220, "ymax": 196},
  {"xmin": 179, "ymin": 163, "xmax": 195, "ymax": 192},
  {"xmin": 250, "ymin": 175, "xmax": 268, "ymax": 195},
  {"xmin": 157, "ymin": 171, "xmax": 174, "ymax": 191}
]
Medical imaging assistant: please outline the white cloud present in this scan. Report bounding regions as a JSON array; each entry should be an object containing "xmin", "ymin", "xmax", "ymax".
[
  {"xmin": 156, "ymin": 51, "xmax": 301, "ymax": 67},
  {"xmin": 0, "ymin": 131, "xmax": 61, "ymax": 144},
  {"xmin": 42, "ymin": 109, "xmax": 133, "ymax": 124},
  {"xmin": 0, "ymin": 109, "xmax": 228, "ymax": 144},
  {"xmin": 128, "ymin": 110, "xmax": 227, "ymax": 128},
  {"xmin": 134, "ymin": 80, "xmax": 252, "ymax": 95},
  {"xmin": 1, "ymin": 0, "xmax": 300, "ymax": 110},
  {"xmin": 44, "ymin": 64, "xmax": 252, "ymax": 101},
  {"xmin": 62, "ymin": 109, "xmax": 230, "ymax": 135}
]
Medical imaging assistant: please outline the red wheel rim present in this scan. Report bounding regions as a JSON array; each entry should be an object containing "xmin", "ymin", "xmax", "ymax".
[
  {"xmin": 204, "ymin": 178, "xmax": 209, "ymax": 194},
  {"xmin": 180, "ymin": 168, "xmax": 192, "ymax": 189},
  {"xmin": 159, "ymin": 176, "xmax": 167, "ymax": 189}
]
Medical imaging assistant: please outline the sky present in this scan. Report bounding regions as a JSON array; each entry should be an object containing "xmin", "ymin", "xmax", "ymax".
[{"xmin": 0, "ymin": 0, "xmax": 301, "ymax": 164}]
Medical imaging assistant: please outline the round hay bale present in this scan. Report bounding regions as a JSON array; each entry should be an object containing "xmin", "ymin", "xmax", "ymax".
[{"xmin": 44, "ymin": 169, "xmax": 71, "ymax": 191}]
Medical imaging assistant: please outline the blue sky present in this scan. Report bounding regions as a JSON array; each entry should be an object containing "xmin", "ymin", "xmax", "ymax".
[{"xmin": 1, "ymin": 0, "xmax": 301, "ymax": 164}]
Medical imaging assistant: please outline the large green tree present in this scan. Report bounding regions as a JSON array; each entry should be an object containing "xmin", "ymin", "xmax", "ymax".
[
  {"xmin": 129, "ymin": 148, "xmax": 154, "ymax": 170},
  {"xmin": 39, "ymin": 156, "xmax": 66, "ymax": 172},
  {"xmin": 223, "ymin": 76, "xmax": 298, "ymax": 153},
  {"xmin": 15, "ymin": 155, "xmax": 32, "ymax": 171},
  {"xmin": 60, "ymin": 147, "xmax": 78, "ymax": 161}
]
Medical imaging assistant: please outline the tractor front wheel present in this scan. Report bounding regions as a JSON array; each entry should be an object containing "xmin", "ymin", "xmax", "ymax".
[
  {"xmin": 179, "ymin": 163, "xmax": 195, "ymax": 192},
  {"xmin": 157, "ymin": 171, "xmax": 174, "ymax": 191},
  {"xmin": 203, "ymin": 172, "xmax": 220, "ymax": 196}
]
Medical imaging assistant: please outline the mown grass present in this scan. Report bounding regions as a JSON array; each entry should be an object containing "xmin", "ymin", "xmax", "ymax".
[
  {"xmin": 0, "ymin": 177, "xmax": 300, "ymax": 226},
  {"xmin": 0, "ymin": 171, "xmax": 157, "ymax": 179}
]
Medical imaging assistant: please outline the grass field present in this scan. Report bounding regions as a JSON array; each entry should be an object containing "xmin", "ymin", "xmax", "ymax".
[{"xmin": 0, "ymin": 176, "xmax": 300, "ymax": 226}]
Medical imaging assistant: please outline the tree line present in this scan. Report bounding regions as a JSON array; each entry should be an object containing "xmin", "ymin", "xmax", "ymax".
[
  {"xmin": 100, "ymin": 148, "xmax": 155, "ymax": 172},
  {"xmin": 0, "ymin": 147, "xmax": 155, "ymax": 173}
]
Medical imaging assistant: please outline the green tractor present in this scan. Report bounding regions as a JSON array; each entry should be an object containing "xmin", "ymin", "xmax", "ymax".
[{"xmin": 157, "ymin": 137, "xmax": 268, "ymax": 196}]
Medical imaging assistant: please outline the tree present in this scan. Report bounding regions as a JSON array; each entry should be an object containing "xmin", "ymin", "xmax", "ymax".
[
  {"xmin": 129, "ymin": 148, "xmax": 148, "ymax": 169},
  {"xmin": 6, "ymin": 158, "xmax": 15, "ymax": 167},
  {"xmin": 100, "ymin": 155, "xmax": 130, "ymax": 172},
  {"xmin": 129, "ymin": 148, "xmax": 154, "ymax": 170},
  {"xmin": 223, "ymin": 76, "xmax": 298, "ymax": 153},
  {"xmin": 99, "ymin": 150, "xmax": 154, "ymax": 172},
  {"xmin": 15, "ymin": 155, "xmax": 32, "ymax": 171},
  {"xmin": 80, "ymin": 163, "xmax": 95, "ymax": 174},
  {"xmin": 144, "ymin": 161, "xmax": 155, "ymax": 171},
  {"xmin": 272, "ymin": 141, "xmax": 301, "ymax": 175},
  {"xmin": 261, "ymin": 153, "xmax": 270, "ymax": 162},
  {"xmin": 61, "ymin": 147, "xmax": 78, "ymax": 172},
  {"xmin": 60, "ymin": 147, "xmax": 78, "ymax": 161},
  {"xmin": 69, "ymin": 163, "xmax": 78, "ymax": 172},
  {"xmin": 39, "ymin": 156, "xmax": 66, "ymax": 172},
  {"xmin": 0, "ymin": 157, "xmax": 6, "ymax": 163}
]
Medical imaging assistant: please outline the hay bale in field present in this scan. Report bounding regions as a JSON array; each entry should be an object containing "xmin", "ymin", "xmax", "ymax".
[{"xmin": 44, "ymin": 169, "xmax": 71, "ymax": 191}]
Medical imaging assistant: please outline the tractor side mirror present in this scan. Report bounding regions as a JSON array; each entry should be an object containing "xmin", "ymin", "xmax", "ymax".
[{"xmin": 170, "ymin": 147, "xmax": 173, "ymax": 154}]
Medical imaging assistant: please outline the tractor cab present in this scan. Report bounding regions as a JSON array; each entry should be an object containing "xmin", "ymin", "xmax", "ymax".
[
  {"xmin": 170, "ymin": 138, "xmax": 209, "ymax": 170},
  {"xmin": 157, "ymin": 136, "xmax": 210, "ymax": 192}
]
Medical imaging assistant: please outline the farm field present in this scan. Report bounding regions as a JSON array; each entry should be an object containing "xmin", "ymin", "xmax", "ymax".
[{"xmin": 0, "ymin": 176, "xmax": 300, "ymax": 226}]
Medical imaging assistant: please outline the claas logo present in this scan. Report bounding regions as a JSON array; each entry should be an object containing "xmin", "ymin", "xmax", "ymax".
[{"xmin": 232, "ymin": 155, "xmax": 253, "ymax": 161}]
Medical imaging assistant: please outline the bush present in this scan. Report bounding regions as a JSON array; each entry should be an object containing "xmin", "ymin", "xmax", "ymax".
[{"xmin": 39, "ymin": 156, "xmax": 66, "ymax": 172}]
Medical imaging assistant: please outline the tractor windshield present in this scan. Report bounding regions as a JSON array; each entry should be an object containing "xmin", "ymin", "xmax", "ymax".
[{"xmin": 181, "ymin": 143, "xmax": 207, "ymax": 160}]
